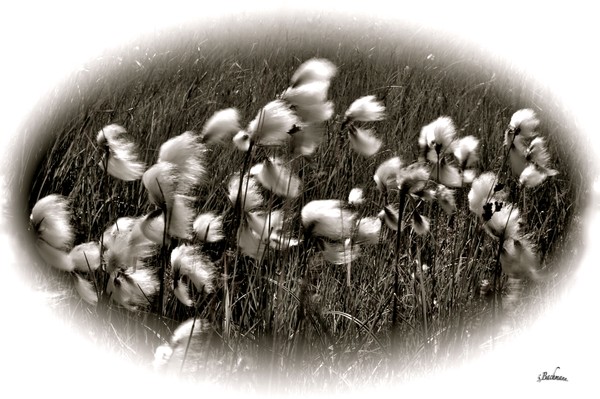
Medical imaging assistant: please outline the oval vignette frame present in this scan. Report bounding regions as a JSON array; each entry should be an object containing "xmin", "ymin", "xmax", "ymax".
[{"xmin": 1, "ymin": 2, "xmax": 599, "ymax": 396}]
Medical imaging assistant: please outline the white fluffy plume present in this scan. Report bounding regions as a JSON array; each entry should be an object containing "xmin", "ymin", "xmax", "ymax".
[
  {"xmin": 228, "ymin": 172, "xmax": 264, "ymax": 212},
  {"xmin": 431, "ymin": 161, "xmax": 462, "ymax": 188},
  {"xmin": 282, "ymin": 81, "xmax": 330, "ymax": 107},
  {"xmin": 248, "ymin": 100, "xmax": 299, "ymax": 146},
  {"xmin": 252, "ymin": 157, "xmax": 301, "ymax": 198},
  {"xmin": 483, "ymin": 203, "xmax": 520, "ymax": 240},
  {"xmin": 453, "ymin": 135, "xmax": 479, "ymax": 168},
  {"xmin": 379, "ymin": 205, "xmax": 400, "ymax": 231},
  {"xmin": 158, "ymin": 131, "xmax": 206, "ymax": 190},
  {"xmin": 348, "ymin": 126, "xmax": 382, "ymax": 156},
  {"xmin": 96, "ymin": 124, "xmax": 146, "ymax": 181},
  {"xmin": 72, "ymin": 273, "xmax": 98, "ymax": 306},
  {"xmin": 508, "ymin": 108, "xmax": 539, "ymax": 138},
  {"xmin": 411, "ymin": 212, "xmax": 430, "ymax": 235},
  {"xmin": 103, "ymin": 217, "xmax": 157, "ymax": 273},
  {"xmin": 294, "ymin": 102, "xmax": 334, "ymax": 124},
  {"xmin": 107, "ymin": 267, "xmax": 159, "ymax": 311},
  {"xmin": 31, "ymin": 194, "xmax": 75, "ymax": 271},
  {"xmin": 418, "ymin": 116, "xmax": 456, "ymax": 162},
  {"xmin": 167, "ymin": 194, "xmax": 195, "ymax": 240},
  {"xmin": 290, "ymin": 123, "xmax": 326, "ymax": 156},
  {"xmin": 69, "ymin": 242, "xmax": 101, "ymax": 273},
  {"xmin": 500, "ymin": 237, "xmax": 541, "ymax": 279},
  {"xmin": 348, "ymin": 188, "xmax": 364, "ymax": 206},
  {"xmin": 31, "ymin": 194, "xmax": 74, "ymax": 251},
  {"xmin": 245, "ymin": 209, "xmax": 297, "ymax": 249},
  {"xmin": 374, "ymin": 157, "xmax": 403, "ymax": 193},
  {"xmin": 233, "ymin": 130, "xmax": 251, "ymax": 152},
  {"xmin": 102, "ymin": 216, "xmax": 136, "ymax": 249},
  {"xmin": 35, "ymin": 240, "xmax": 74, "ymax": 272},
  {"xmin": 354, "ymin": 216, "xmax": 382, "ymax": 244},
  {"xmin": 193, "ymin": 212, "xmax": 224, "ymax": 243},
  {"xmin": 344, "ymin": 95, "xmax": 385, "ymax": 122},
  {"xmin": 468, "ymin": 172, "xmax": 498, "ymax": 216},
  {"xmin": 142, "ymin": 162, "xmax": 179, "ymax": 209},
  {"xmin": 201, "ymin": 108, "xmax": 240, "ymax": 144},
  {"xmin": 290, "ymin": 58, "xmax": 337, "ymax": 87},
  {"xmin": 171, "ymin": 244, "xmax": 216, "ymax": 296},
  {"xmin": 301, "ymin": 200, "xmax": 356, "ymax": 239},
  {"xmin": 139, "ymin": 210, "xmax": 167, "ymax": 245},
  {"xmin": 519, "ymin": 164, "xmax": 558, "ymax": 187}
]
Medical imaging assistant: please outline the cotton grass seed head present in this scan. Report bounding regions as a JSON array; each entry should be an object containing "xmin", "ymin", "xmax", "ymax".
[
  {"xmin": 139, "ymin": 209, "xmax": 167, "ymax": 245},
  {"xmin": 233, "ymin": 130, "xmax": 251, "ymax": 151},
  {"xmin": 397, "ymin": 163, "xmax": 429, "ymax": 193},
  {"xmin": 468, "ymin": 172, "xmax": 498, "ymax": 215},
  {"xmin": 201, "ymin": 108, "xmax": 240, "ymax": 144},
  {"xmin": 96, "ymin": 124, "xmax": 146, "ymax": 181},
  {"xmin": 290, "ymin": 123, "xmax": 326, "ymax": 156},
  {"xmin": 171, "ymin": 244, "xmax": 216, "ymax": 295},
  {"xmin": 290, "ymin": 58, "xmax": 337, "ymax": 87},
  {"xmin": 483, "ymin": 202, "xmax": 520, "ymax": 240},
  {"xmin": 281, "ymin": 81, "xmax": 331, "ymax": 107},
  {"xmin": 228, "ymin": 172, "xmax": 263, "ymax": 212},
  {"xmin": 526, "ymin": 137, "xmax": 555, "ymax": 169},
  {"xmin": 293, "ymin": 101, "xmax": 334, "ymax": 124},
  {"xmin": 411, "ymin": 212, "xmax": 430, "ymax": 235},
  {"xmin": 167, "ymin": 194, "xmax": 196, "ymax": 240},
  {"xmin": 379, "ymin": 205, "xmax": 400, "ymax": 231},
  {"xmin": 158, "ymin": 131, "xmax": 207, "ymax": 190},
  {"xmin": 142, "ymin": 162, "xmax": 179, "ymax": 209},
  {"xmin": 69, "ymin": 242, "xmax": 101, "ymax": 273},
  {"xmin": 354, "ymin": 216, "xmax": 382, "ymax": 244},
  {"xmin": 107, "ymin": 268, "xmax": 159, "ymax": 311},
  {"xmin": 31, "ymin": 194, "xmax": 74, "ymax": 251},
  {"xmin": 344, "ymin": 95, "xmax": 385, "ymax": 123},
  {"xmin": 72, "ymin": 273, "xmax": 98, "ymax": 306},
  {"xmin": 348, "ymin": 187, "xmax": 364, "ymax": 206},
  {"xmin": 348, "ymin": 126, "xmax": 382, "ymax": 157},
  {"xmin": 35, "ymin": 241, "xmax": 74, "ymax": 272},
  {"xmin": 247, "ymin": 100, "xmax": 299, "ymax": 146},
  {"xmin": 453, "ymin": 135, "xmax": 479, "ymax": 169},
  {"xmin": 431, "ymin": 161, "xmax": 462, "ymax": 188},
  {"xmin": 193, "ymin": 212, "xmax": 224, "ymax": 243},
  {"xmin": 155, "ymin": 318, "xmax": 212, "ymax": 374},
  {"xmin": 436, "ymin": 185, "xmax": 457, "ymax": 215},
  {"xmin": 374, "ymin": 157, "xmax": 403, "ymax": 193},
  {"xmin": 301, "ymin": 199, "xmax": 356, "ymax": 239},
  {"xmin": 419, "ymin": 116, "xmax": 456, "ymax": 162},
  {"xmin": 519, "ymin": 164, "xmax": 558, "ymax": 187},
  {"xmin": 253, "ymin": 157, "xmax": 301, "ymax": 198},
  {"xmin": 508, "ymin": 108, "xmax": 539, "ymax": 138}
]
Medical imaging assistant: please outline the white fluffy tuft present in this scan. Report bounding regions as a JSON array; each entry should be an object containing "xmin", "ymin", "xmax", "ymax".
[
  {"xmin": 201, "ymin": 108, "xmax": 240, "ymax": 144},
  {"xmin": 344, "ymin": 95, "xmax": 385, "ymax": 122}
]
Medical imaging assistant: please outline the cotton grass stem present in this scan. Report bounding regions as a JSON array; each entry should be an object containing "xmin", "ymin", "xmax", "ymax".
[{"xmin": 392, "ymin": 187, "xmax": 407, "ymax": 354}]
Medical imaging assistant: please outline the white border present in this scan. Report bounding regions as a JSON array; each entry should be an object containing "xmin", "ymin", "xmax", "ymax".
[{"xmin": 1, "ymin": 1, "xmax": 598, "ymax": 397}]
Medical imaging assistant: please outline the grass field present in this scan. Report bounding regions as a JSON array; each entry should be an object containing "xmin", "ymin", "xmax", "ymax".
[{"xmin": 11, "ymin": 14, "xmax": 592, "ymax": 393}]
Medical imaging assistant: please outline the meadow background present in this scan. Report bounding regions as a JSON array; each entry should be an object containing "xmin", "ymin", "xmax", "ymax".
[{"xmin": 4, "ymin": 8, "xmax": 596, "ymax": 395}]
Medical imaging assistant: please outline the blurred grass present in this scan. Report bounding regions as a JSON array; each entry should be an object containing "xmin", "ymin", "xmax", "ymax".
[{"xmin": 11, "ymin": 13, "xmax": 592, "ymax": 392}]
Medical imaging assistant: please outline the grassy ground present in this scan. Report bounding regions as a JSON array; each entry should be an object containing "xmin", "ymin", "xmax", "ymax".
[{"xmin": 12, "ymin": 14, "xmax": 591, "ymax": 393}]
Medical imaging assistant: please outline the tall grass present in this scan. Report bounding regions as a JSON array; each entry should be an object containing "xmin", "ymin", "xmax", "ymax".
[{"xmin": 16, "ymin": 15, "xmax": 591, "ymax": 393}]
